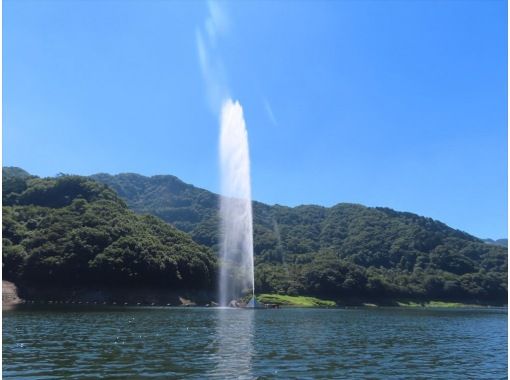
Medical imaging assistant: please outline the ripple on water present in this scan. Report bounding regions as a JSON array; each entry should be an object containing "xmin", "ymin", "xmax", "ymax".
[{"xmin": 2, "ymin": 307, "xmax": 507, "ymax": 379}]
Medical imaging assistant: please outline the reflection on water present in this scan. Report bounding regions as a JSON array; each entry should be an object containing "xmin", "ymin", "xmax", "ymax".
[
  {"xmin": 211, "ymin": 309, "xmax": 254, "ymax": 379},
  {"xmin": 2, "ymin": 306, "xmax": 507, "ymax": 379}
]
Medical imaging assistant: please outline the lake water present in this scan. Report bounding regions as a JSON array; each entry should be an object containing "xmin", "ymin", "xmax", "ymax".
[{"xmin": 3, "ymin": 306, "xmax": 507, "ymax": 379}]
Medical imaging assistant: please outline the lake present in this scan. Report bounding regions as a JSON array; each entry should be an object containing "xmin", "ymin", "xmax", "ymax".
[{"xmin": 2, "ymin": 306, "xmax": 507, "ymax": 379}]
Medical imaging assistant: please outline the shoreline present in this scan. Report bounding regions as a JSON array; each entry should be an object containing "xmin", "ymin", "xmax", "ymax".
[
  {"xmin": 3, "ymin": 281, "xmax": 506, "ymax": 309},
  {"xmin": 5, "ymin": 302, "xmax": 506, "ymax": 311},
  {"xmin": 2, "ymin": 281, "xmax": 216, "ymax": 307}
]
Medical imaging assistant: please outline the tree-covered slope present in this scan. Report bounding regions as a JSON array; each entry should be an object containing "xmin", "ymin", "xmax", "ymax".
[
  {"xmin": 90, "ymin": 171, "xmax": 507, "ymax": 304},
  {"xmin": 3, "ymin": 167, "xmax": 33, "ymax": 203},
  {"xmin": 91, "ymin": 172, "xmax": 218, "ymax": 245},
  {"xmin": 4, "ymin": 168, "xmax": 507, "ymax": 304},
  {"xmin": 2, "ymin": 172, "xmax": 216, "ymax": 290}
]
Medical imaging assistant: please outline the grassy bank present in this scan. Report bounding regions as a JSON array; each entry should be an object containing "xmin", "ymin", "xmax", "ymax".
[
  {"xmin": 256, "ymin": 294, "xmax": 336, "ymax": 307},
  {"xmin": 396, "ymin": 300, "xmax": 482, "ymax": 308},
  {"xmin": 256, "ymin": 293, "xmax": 497, "ymax": 308}
]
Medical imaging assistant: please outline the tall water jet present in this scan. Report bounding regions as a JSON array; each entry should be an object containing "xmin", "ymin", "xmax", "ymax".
[{"xmin": 219, "ymin": 99, "xmax": 255, "ymax": 306}]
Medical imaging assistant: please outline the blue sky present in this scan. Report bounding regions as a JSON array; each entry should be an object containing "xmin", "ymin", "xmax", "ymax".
[{"xmin": 3, "ymin": 0, "xmax": 507, "ymax": 239}]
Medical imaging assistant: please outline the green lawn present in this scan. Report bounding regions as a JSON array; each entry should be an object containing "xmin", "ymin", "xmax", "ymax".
[
  {"xmin": 256, "ymin": 295, "xmax": 483, "ymax": 308},
  {"xmin": 396, "ymin": 300, "xmax": 477, "ymax": 308},
  {"xmin": 256, "ymin": 293, "xmax": 336, "ymax": 307}
]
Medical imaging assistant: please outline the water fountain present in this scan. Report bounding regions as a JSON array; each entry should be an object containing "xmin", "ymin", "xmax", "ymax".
[{"xmin": 218, "ymin": 99, "xmax": 256, "ymax": 307}]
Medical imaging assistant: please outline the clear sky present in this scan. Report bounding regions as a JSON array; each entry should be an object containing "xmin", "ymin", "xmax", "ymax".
[{"xmin": 3, "ymin": 0, "xmax": 507, "ymax": 239}]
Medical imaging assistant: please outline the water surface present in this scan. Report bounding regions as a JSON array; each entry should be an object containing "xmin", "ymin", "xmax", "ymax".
[{"xmin": 3, "ymin": 306, "xmax": 507, "ymax": 379}]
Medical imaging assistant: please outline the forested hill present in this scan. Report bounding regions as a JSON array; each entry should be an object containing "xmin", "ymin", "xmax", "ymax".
[
  {"xmin": 3, "ymin": 168, "xmax": 508, "ymax": 304},
  {"xmin": 90, "ymin": 171, "xmax": 507, "ymax": 304},
  {"xmin": 91, "ymin": 172, "xmax": 217, "ymax": 240},
  {"xmin": 91, "ymin": 171, "xmax": 496, "ymax": 259},
  {"xmin": 2, "ymin": 168, "xmax": 216, "ymax": 290}
]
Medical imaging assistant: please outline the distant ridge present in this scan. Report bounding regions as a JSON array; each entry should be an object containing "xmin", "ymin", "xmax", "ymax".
[
  {"xmin": 90, "ymin": 171, "xmax": 485, "ymax": 247},
  {"xmin": 483, "ymin": 238, "xmax": 508, "ymax": 248}
]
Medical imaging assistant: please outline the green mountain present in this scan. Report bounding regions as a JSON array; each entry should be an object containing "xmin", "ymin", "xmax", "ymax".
[
  {"xmin": 3, "ymin": 168, "xmax": 507, "ymax": 304},
  {"xmin": 2, "ymin": 168, "xmax": 216, "ymax": 291},
  {"xmin": 90, "ymin": 171, "xmax": 507, "ymax": 304},
  {"xmin": 90, "ymin": 172, "xmax": 218, "ymax": 246}
]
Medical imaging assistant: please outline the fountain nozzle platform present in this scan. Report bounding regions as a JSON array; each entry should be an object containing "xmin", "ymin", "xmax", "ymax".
[{"xmin": 245, "ymin": 296, "xmax": 262, "ymax": 308}]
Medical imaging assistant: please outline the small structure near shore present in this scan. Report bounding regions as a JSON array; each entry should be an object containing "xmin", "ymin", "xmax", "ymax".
[{"xmin": 245, "ymin": 296, "xmax": 262, "ymax": 308}]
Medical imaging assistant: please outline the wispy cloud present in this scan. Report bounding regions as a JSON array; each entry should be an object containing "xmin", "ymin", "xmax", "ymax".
[
  {"xmin": 196, "ymin": 1, "xmax": 230, "ymax": 112},
  {"xmin": 204, "ymin": 1, "xmax": 229, "ymax": 46},
  {"xmin": 263, "ymin": 98, "xmax": 278, "ymax": 126}
]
